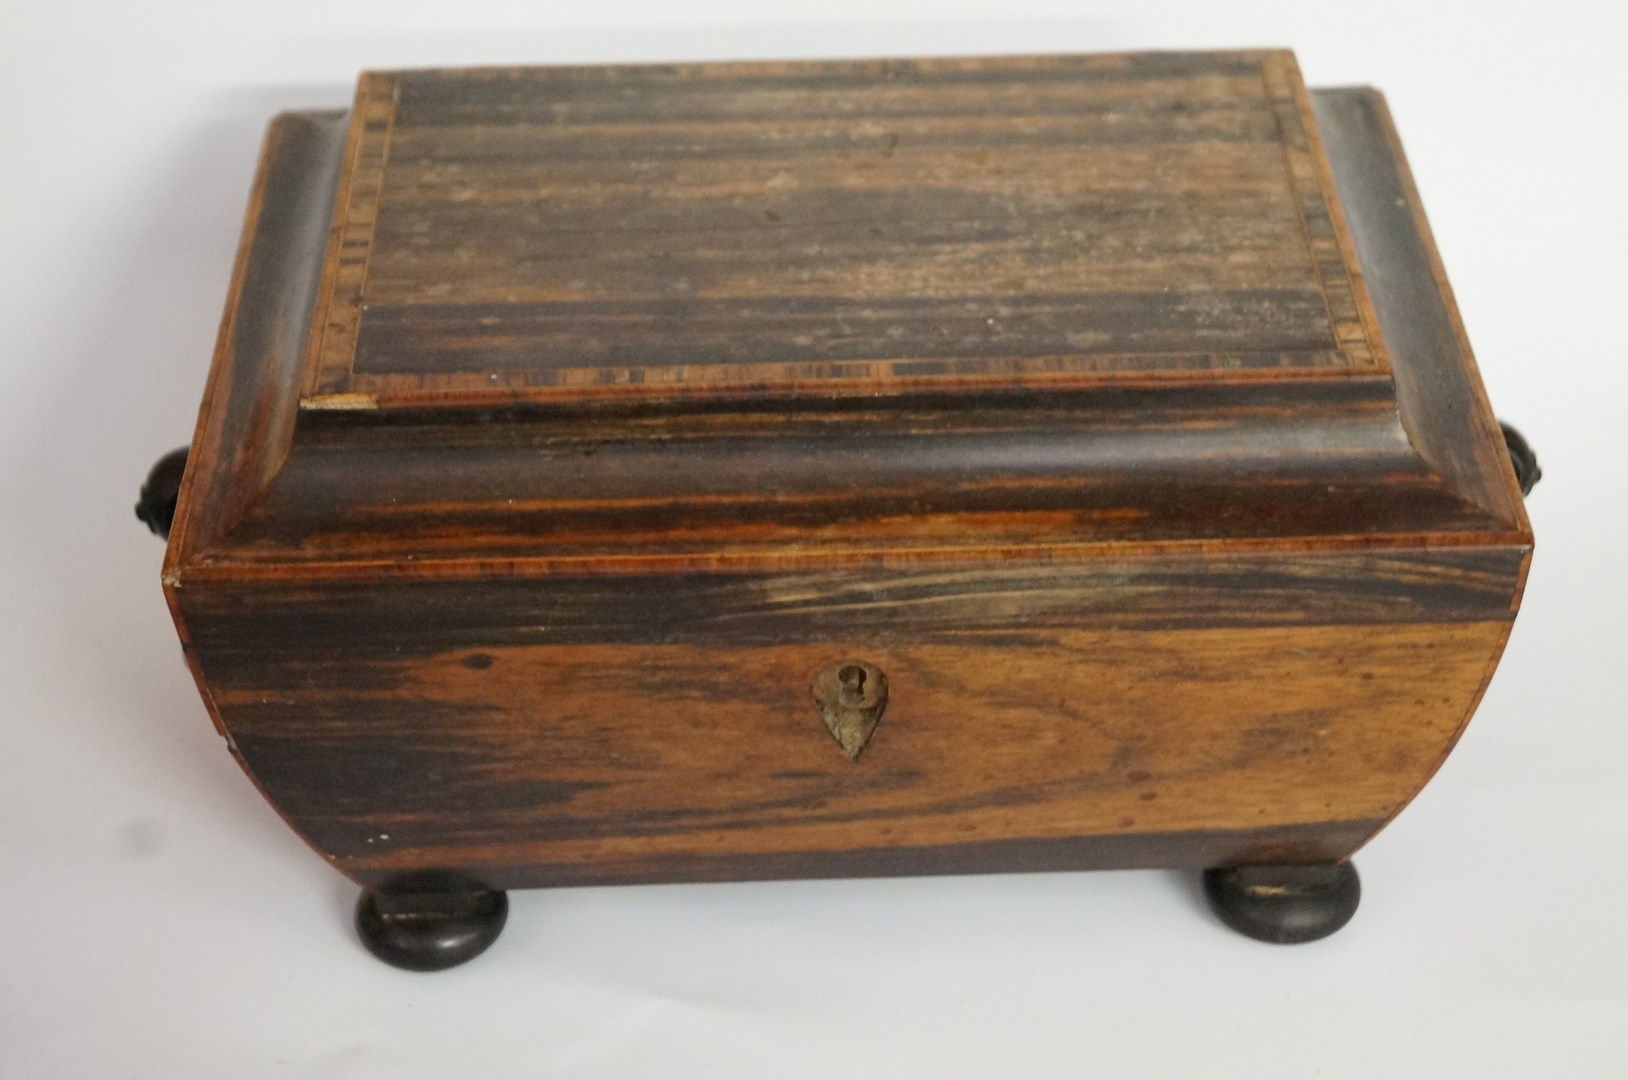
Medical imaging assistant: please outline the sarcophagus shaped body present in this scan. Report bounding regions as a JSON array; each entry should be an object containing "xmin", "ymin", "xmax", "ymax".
[{"xmin": 149, "ymin": 51, "xmax": 1535, "ymax": 967}]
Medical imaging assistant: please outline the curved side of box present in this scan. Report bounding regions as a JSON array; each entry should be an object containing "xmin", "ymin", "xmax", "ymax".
[{"xmin": 160, "ymin": 109, "xmax": 351, "ymax": 865}]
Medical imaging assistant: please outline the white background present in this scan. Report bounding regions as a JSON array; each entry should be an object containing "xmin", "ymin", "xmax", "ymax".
[{"xmin": 2, "ymin": 1, "xmax": 1624, "ymax": 1076}]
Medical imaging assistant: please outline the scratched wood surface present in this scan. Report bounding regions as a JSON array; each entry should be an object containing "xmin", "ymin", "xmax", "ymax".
[
  {"xmin": 300, "ymin": 51, "xmax": 1384, "ymax": 408},
  {"xmin": 163, "ymin": 57, "xmax": 1532, "ymax": 892}
]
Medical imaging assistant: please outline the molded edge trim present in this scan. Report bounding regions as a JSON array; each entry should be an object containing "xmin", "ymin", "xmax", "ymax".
[{"xmin": 1311, "ymin": 87, "xmax": 1528, "ymax": 533}]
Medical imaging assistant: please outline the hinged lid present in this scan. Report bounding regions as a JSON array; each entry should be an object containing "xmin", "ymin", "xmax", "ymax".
[{"xmin": 166, "ymin": 52, "xmax": 1527, "ymax": 578}]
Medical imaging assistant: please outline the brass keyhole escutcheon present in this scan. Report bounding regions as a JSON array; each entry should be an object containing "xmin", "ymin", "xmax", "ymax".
[{"xmin": 812, "ymin": 660, "xmax": 888, "ymax": 761}]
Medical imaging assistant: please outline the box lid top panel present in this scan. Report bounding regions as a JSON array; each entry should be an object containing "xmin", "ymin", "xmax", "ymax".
[{"xmin": 300, "ymin": 51, "xmax": 1386, "ymax": 412}]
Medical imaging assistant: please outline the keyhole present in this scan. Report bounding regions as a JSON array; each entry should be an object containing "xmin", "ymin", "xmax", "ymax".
[{"xmin": 838, "ymin": 664, "xmax": 867, "ymax": 700}]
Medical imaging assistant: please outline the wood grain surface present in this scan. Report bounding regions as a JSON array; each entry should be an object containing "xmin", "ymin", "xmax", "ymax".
[
  {"xmin": 174, "ymin": 544, "xmax": 1521, "ymax": 886},
  {"xmin": 300, "ymin": 52, "xmax": 1385, "ymax": 408},
  {"xmin": 212, "ymin": 621, "xmax": 1510, "ymax": 887}
]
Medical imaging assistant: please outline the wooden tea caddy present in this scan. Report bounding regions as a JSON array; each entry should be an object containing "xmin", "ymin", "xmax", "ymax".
[{"xmin": 137, "ymin": 51, "xmax": 1539, "ymax": 970}]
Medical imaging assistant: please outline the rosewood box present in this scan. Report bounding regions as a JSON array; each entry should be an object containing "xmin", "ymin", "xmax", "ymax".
[{"xmin": 140, "ymin": 51, "xmax": 1537, "ymax": 969}]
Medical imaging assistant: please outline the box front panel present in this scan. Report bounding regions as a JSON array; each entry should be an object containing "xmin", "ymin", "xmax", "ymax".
[{"xmin": 177, "ymin": 546, "xmax": 1523, "ymax": 888}]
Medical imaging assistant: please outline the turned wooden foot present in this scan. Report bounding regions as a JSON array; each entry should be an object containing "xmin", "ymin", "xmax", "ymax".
[
  {"xmin": 354, "ymin": 873, "xmax": 508, "ymax": 971},
  {"xmin": 1202, "ymin": 862, "xmax": 1361, "ymax": 944}
]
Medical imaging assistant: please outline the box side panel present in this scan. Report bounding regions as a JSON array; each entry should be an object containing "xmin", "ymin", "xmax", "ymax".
[{"xmin": 177, "ymin": 547, "xmax": 1523, "ymax": 889}]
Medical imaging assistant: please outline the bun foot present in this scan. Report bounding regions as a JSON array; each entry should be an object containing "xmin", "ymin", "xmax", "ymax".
[
  {"xmin": 1202, "ymin": 862, "xmax": 1360, "ymax": 944},
  {"xmin": 135, "ymin": 447, "xmax": 189, "ymax": 538},
  {"xmin": 355, "ymin": 873, "xmax": 508, "ymax": 971}
]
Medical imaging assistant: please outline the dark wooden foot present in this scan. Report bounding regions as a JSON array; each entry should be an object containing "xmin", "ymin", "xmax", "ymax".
[
  {"xmin": 135, "ymin": 447, "xmax": 189, "ymax": 538},
  {"xmin": 1202, "ymin": 862, "xmax": 1360, "ymax": 944},
  {"xmin": 354, "ymin": 873, "xmax": 509, "ymax": 971},
  {"xmin": 1500, "ymin": 422, "xmax": 1541, "ymax": 496}
]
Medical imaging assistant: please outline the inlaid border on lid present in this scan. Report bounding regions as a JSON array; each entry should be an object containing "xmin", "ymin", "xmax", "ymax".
[{"xmin": 299, "ymin": 51, "xmax": 1388, "ymax": 412}]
